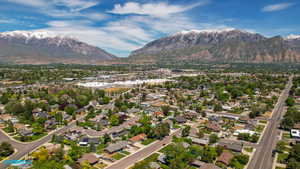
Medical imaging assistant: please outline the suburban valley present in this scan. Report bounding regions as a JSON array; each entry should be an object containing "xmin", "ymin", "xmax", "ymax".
[
  {"xmin": 0, "ymin": 65, "xmax": 299, "ymax": 169},
  {"xmin": 1, "ymin": 1, "xmax": 300, "ymax": 169}
]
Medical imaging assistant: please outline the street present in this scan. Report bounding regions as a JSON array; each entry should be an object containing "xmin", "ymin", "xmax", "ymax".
[
  {"xmin": 105, "ymin": 129, "xmax": 181, "ymax": 169},
  {"xmin": 0, "ymin": 117, "xmax": 81, "ymax": 169},
  {"xmin": 247, "ymin": 75, "xmax": 293, "ymax": 169}
]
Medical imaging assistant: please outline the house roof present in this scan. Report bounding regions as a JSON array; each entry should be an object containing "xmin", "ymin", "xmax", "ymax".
[
  {"xmin": 206, "ymin": 122, "xmax": 221, "ymax": 132},
  {"xmin": 129, "ymin": 133, "xmax": 147, "ymax": 143},
  {"xmin": 105, "ymin": 141, "xmax": 128, "ymax": 153},
  {"xmin": 218, "ymin": 141, "xmax": 243, "ymax": 152},
  {"xmin": 217, "ymin": 151, "xmax": 234, "ymax": 166},
  {"xmin": 0, "ymin": 114, "xmax": 12, "ymax": 121},
  {"xmin": 175, "ymin": 116, "xmax": 187, "ymax": 123},
  {"xmin": 189, "ymin": 137, "xmax": 209, "ymax": 145},
  {"xmin": 19, "ymin": 129, "xmax": 33, "ymax": 136},
  {"xmin": 191, "ymin": 160, "xmax": 205, "ymax": 167},
  {"xmin": 199, "ymin": 163, "xmax": 222, "ymax": 169},
  {"xmin": 154, "ymin": 112, "xmax": 164, "ymax": 117},
  {"xmin": 78, "ymin": 153, "xmax": 98, "ymax": 165}
]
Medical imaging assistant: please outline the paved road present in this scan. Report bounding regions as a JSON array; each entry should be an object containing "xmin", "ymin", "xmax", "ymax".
[
  {"xmin": 247, "ymin": 75, "xmax": 293, "ymax": 169},
  {"xmin": 0, "ymin": 117, "xmax": 82, "ymax": 169},
  {"xmin": 105, "ymin": 130, "xmax": 181, "ymax": 169}
]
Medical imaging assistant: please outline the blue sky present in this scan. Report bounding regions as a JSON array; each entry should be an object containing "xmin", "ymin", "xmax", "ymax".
[{"xmin": 0, "ymin": 0, "xmax": 299, "ymax": 57}]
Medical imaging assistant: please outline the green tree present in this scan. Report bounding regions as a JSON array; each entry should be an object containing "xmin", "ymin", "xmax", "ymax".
[
  {"xmin": 276, "ymin": 141, "xmax": 286, "ymax": 153},
  {"xmin": 109, "ymin": 114, "xmax": 120, "ymax": 126},
  {"xmin": 0, "ymin": 142, "xmax": 14, "ymax": 157},
  {"xmin": 64, "ymin": 105, "xmax": 76, "ymax": 115},
  {"xmin": 209, "ymin": 134, "xmax": 219, "ymax": 144},
  {"xmin": 181, "ymin": 126, "xmax": 191, "ymax": 137},
  {"xmin": 286, "ymin": 97, "xmax": 295, "ymax": 107},
  {"xmin": 5, "ymin": 100, "xmax": 24, "ymax": 115},
  {"xmin": 197, "ymin": 129, "xmax": 204, "ymax": 138},
  {"xmin": 161, "ymin": 106, "xmax": 171, "ymax": 116}
]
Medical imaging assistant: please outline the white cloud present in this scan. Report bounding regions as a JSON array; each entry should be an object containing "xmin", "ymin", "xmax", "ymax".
[
  {"xmin": 37, "ymin": 20, "xmax": 142, "ymax": 56},
  {"xmin": 109, "ymin": 1, "xmax": 209, "ymax": 18},
  {"xmin": 6, "ymin": 0, "xmax": 49, "ymax": 7},
  {"xmin": 262, "ymin": 3, "xmax": 295, "ymax": 12},
  {"xmin": 5, "ymin": 0, "xmax": 102, "ymax": 20},
  {"xmin": 0, "ymin": 18, "xmax": 16, "ymax": 24},
  {"xmin": 84, "ymin": 13, "xmax": 108, "ymax": 21},
  {"xmin": 53, "ymin": 0, "xmax": 99, "ymax": 12}
]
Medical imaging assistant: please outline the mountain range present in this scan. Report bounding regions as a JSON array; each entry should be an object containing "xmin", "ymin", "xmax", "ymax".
[
  {"xmin": 0, "ymin": 29, "xmax": 300, "ymax": 64},
  {"xmin": 128, "ymin": 29, "xmax": 300, "ymax": 64},
  {"xmin": 0, "ymin": 31, "xmax": 115, "ymax": 64}
]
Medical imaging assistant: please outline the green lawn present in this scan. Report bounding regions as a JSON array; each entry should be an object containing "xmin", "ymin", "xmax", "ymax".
[
  {"xmin": 277, "ymin": 153, "xmax": 289, "ymax": 164},
  {"xmin": 244, "ymin": 147, "xmax": 254, "ymax": 153},
  {"xmin": 282, "ymin": 133, "xmax": 291, "ymax": 139},
  {"xmin": 14, "ymin": 133, "xmax": 47, "ymax": 142},
  {"xmin": 255, "ymin": 125, "xmax": 265, "ymax": 133},
  {"xmin": 141, "ymin": 138, "xmax": 156, "ymax": 145},
  {"xmin": 144, "ymin": 153, "xmax": 159, "ymax": 161},
  {"xmin": 95, "ymin": 163, "xmax": 107, "ymax": 169},
  {"xmin": 0, "ymin": 156, "xmax": 5, "ymax": 162},
  {"xmin": 159, "ymin": 144, "xmax": 174, "ymax": 153},
  {"xmin": 121, "ymin": 151, "xmax": 131, "ymax": 155},
  {"xmin": 112, "ymin": 153, "xmax": 126, "ymax": 160},
  {"xmin": 259, "ymin": 120, "xmax": 268, "ymax": 124}
]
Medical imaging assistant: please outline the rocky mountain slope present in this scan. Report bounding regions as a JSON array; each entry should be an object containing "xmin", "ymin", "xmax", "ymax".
[
  {"xmin": 129, "ymin": 29, "xmax": 300, "ymax": 64},
  {"xmin": 0, "ymin": 31, "xmax": 115, "ymax": 64}
]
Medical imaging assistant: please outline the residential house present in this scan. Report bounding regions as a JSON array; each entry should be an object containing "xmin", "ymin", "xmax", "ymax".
[
  {"xmin": 217, "ymin": 151, "xmax": 234, "ymax": 166},
  {"xmin": 78, "ymin": 153, "xmax": 99, "ymax": 165},
  {"xmin": 105, "ymin": 141, "xmax": 129, "ymax": 154},
  {"xmin": 0, "ymin": 114, "xmax": 12, "ymax": 121},
  {"xmin": 199, "ymin": 163, "xmax": 222, "ymax": 169},
  {"xmin": 19, "ymin": 129, "xmax": 34, "ymax": 137},
  {"xmin": 153, "ymin": 111, "xmax": 164, "ymax": 118},
  {"xmin": 175, "ymin": 116, "xmax": 187, "ymax": 124},
  {"xmin": 218, "ymin": 141, "xmax": 243, "ymax": 152},
  {"xmin": 233, "ymin": 129, "xmax": 256, "ymax": 136},
  {"xmin": 208, "ymin": 116, "xmax": 220, "ymax": 122},
  {"xmin": 78, "ymin": 137, "xmax": 100, "ymax": 146},
  {"xmin": 129, "ymin": 133, "xmax": 147, "ymax": 143},
  {"xmin": 189, "ymin": 137, "xmax": 209, "ymax": 146},
  {"xmin": 189, "ymin": 128, "xmax": 199, "ymax": 138},
  {"xmin": 206, "ymin": 122, "xmax": 221, "ymax": 132},
  {"xmin": 45, "ymin": 119, "xmax": 58, "ymax": 130},
  {"xmin": 14, "ymin": 123, "xmax": 26, "ymax": 130},
  {"xmin": 109, "ymin": 128, "xmax": 129, "ymax": 139},
  {"xmin": 184, "ymin": 111, "xmax": 198, "ymax": 120},
  {"xmin": 191, "ymin": 160, "xmax": 205, "ymax": 168},
  {"xmin": 239, "ymin": 116, "xmax": 250, "ymax": 123}
]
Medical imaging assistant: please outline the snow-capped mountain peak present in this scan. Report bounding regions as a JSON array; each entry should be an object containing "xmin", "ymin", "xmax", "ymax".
[
  {"xmin": 0, "ymin": 30, "xmax": 70, "ymax": 40},
  {"xmin": 285, "ymin": 34, "xmax": 300, "ymax": 40},
  {"xmin": 178, "ymin": 28, "xmax": 236, "ymax": 35},
  {"xmin": 172, "ymin": 28, "xmax": 255, "ymax": 37},
  {"xmin": 0, "ymin": 30, "xmax": 115, "ymax": 64}
]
